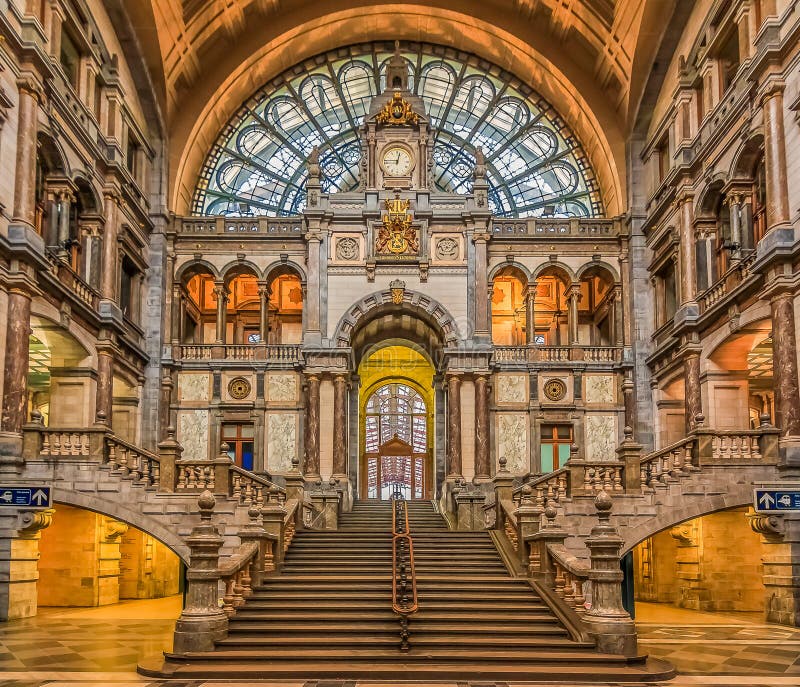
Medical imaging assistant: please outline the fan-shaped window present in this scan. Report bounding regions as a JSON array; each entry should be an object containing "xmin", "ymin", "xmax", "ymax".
[
  {"xmin": 193, "ymin": 42, "xmax": 602, "ymax": 218},
  {"xmin": 365, "ymin": 383, "xmax": 427, "ymax": 454}
]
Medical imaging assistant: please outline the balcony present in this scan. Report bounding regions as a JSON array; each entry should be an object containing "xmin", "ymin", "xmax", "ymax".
[
  {"xmin": 490, "ymin": 217, "xmax": 620, "ymax": 238},
  {"xmin": 44, "ymin": 252, "xmax": 100, "ymax": 310},
  {"xmin": 176, "ymin": 343, "xmax": 302, "ymax": 365},
  {"xmin": 493, "ymin": 345, "xmax": 622, "ymax": 364},
  {"xmin": 697, "ymin": 252, "xmax": 758, "ymax": 315}
]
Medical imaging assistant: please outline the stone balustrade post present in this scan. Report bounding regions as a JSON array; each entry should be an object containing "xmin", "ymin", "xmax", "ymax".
[
  {"xmin": 515, "ymin": 485, "xmax": 543, "ymax": 571},
  {"xmin": 490, "ymin": 456, "xmax": 515, "ymax": 530},
  {"xmin": 21, "ymin": 410, "xmax": 44, "ymax": 461},
  {"xmin": 307, "ymin": 480, "xmax": 340, "ymax": 530},
  {"xmin": 172, "ymin": 491, "xmax": 228, "ymax": 653},
  {"xmin": 157, "ymin": 426, "xmax": 183, "ymax": 493},
  {"xmin": 583, "ymin": 491, "xmax": 638, "ymax": 656},
  {"xmin": 454, "ymin": 487, "xmax": 486, "ymax": 531},
  {"xmin": 238, "ymin": 503, "xmax": 270, "ymax": 587},
  {"xmin": 88, "ymin": 421, "xmax": 110, "ymax": 463},
  {"xmin": 527, "ymin": 501, "xmax": 568, "ymax": 583},
  {"xmin": 261, "ymin": 486, "xmax": 287, "ymax": 569},
  {"xmin": 212, "ymin": 443, "xmax": 233, "ymax": 496},
  {"xmin": 615, "ymin": 428, "xmax": 643, "ymax": 492}
]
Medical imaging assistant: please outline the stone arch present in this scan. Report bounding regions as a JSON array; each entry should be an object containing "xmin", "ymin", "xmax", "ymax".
[
  {"xmin": 263, "ymin": 259, "xmax": 307, "ymax": 285},
  {"xmin": 334, "ymin": 289, "xmax": 460, "ymax": 350},
  {"xmin": 730, "ymin": 132, "xmax": 765, "ymax": 179},
  {"xmin": 488, "ymin": 261, "xmax": 531, "ymax": 284},
  {"xmin": 37, "ymin": 132, "xmax": 69, "ymax": 176},
  {"xmin": 72, "ymin": 174, "xmax": 102, "ymax": 213},
  {"xmin": 700, "ymin": 300, "xmax": 771, "ymax": 369},
  {"xmin": 696, "ymin": 176, "xmax": 727, "ymax": 218},
  {"xmin": 575, "ymin": 260, "xmax": 620, "ymax": 283},
  {"xmin": 174, "ymin": 258, "xmax": 221, "ymax": 283},
  {"xmin": 29, "ymin": 304, "xmax": 98, "ymax": 368},
  {"xmin": 531, "ymin": 261, "xmax": 575, "ymax": 284},
  {"xmin": 621, "ymin": 482, "xmax": 758, "ymax": 555},
  {"xmin": 221, "ymin": 259, "xmax": 262, "ymax": 286},
  {"xmin": 52, "ymin": 488, "xmax": 190, "ymax": 563}
]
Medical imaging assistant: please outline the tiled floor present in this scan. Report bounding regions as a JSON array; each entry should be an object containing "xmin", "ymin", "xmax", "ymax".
[{"xmin": 0, "ymin": 598, "xmax": 799, "ymax": 685}]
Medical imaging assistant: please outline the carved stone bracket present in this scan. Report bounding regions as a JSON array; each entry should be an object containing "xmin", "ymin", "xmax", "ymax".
[
  {"xmin": 748, "ymin": 511, "xmax": 785, "ymax": 543},
  {"xmin": 17, "ymin": 508, "xmax": 55, "ymax": 539}
]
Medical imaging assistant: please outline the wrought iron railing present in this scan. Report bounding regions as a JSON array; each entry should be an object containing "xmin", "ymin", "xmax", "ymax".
[{"xmin": 391, "ymin": 498, "xmax": 418, "ymax": 651}]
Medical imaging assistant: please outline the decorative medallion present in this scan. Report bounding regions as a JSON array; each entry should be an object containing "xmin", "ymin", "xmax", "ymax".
[
  {"xmin": 390, "ymin": 279, "xmax": 406, "ymax": 304},
  {"xmin": 435, "ymin": 237, "xmax": 459, "ymax": 261},
  {"xmin": 543, "ymin": 378, "xmax": 567, "ymax": 402},
  {"xmin": 228, "ymin": 377, "xmax": 252, "ymax": 400},
  {"xmin": 335, "ymin": 237, "xmax": 359, "ymax": 261},
  {"xmin": 376, "ymin": 91, "xmax": 419, "ymax": 126},
  {"xmin": 376, "ymin": 197, "xmax": 418, "ymax": 255}
]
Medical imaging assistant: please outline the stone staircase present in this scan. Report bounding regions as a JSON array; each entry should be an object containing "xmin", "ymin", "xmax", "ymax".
[{"xmin": 146, "ymin": 499, "xmax": 674, "ymax": 681}]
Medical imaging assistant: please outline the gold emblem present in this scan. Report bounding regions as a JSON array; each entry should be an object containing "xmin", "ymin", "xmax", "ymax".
[
  {"xmin": 390, "ymin": 279, "xmax": 406, "ymax": 304},
  {"xmin": 376, "ymin": 91, "xmax": 419, "ymax": 126},
  {"xmin": 543, "ymin": 378, "xmax": 567, "ymax": 402},
  {"xmin": 228, "ymin": 377, "xmax": 252, "ymax": 400},
  {"xmin": 377, "ymin": 197, "xmax": 418, "ymax": 255}
]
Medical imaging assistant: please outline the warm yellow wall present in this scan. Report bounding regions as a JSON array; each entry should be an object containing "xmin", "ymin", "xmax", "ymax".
[{"xmin": 120, "ymin": 529, "xmax": 181, "ymax": 599}]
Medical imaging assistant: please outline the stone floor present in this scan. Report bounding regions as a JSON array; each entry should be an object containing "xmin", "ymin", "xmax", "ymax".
[{"xmin": 0, "ymin": 598, "xmax": 799, "ymax": 685}]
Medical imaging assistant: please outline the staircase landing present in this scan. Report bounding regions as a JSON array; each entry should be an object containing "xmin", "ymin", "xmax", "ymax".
[{"xmin": 140, "ymin": 500, "xmax": 674, "ymax": 681}]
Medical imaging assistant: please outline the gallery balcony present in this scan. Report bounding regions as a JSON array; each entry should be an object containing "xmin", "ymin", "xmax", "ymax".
[
  {"xmin": 173, "ymin": 343, "xmax": 302, "ymax": 366},
  {"xmin": 492, "ymin": 345, "xmax": 623, "ymax": 365}
]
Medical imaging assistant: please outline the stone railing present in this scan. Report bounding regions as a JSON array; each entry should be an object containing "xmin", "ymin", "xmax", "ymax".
[
  {"xmin": 177, "ymin": 343, "xmax": 302, "ymax": 364},
  {"xmin": 44, "ymin": 252, "xmax": 100, "ymax": 310},
  {"xmin": 490, "ymin": 217, "xmax": 620, "ymax": 237},
  {"xmin": 219, "ymin": 541, "xmax": 258, "ymax": 617},
  {"xmin": 640, "ymin": 436, "xmax": 696, "ymax": 490},
  {"xmin": 546, "ymin": 542, "xmax": 590, "ymax": 615},
  {"xmin": 697, "ymin": 252, "xmax": 757, "ymax": 315},
  {"xmin": 520, "ymin": 468, "xmax": 569, "ymax": 505},
  {"xmin": 493, "ymin": 345, "xmax": 622, "ymax": 364},
  {"xmin": 176, "ymin": 216, "xmax": 304, "ymax": 236},
  {"xmin": 105, "ymin": 435, "xmax": 161, "ymax": 487}
]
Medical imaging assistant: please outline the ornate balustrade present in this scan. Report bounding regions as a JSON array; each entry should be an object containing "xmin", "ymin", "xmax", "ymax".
[
  {"xmin": 44, "ymin": 252, "xmax": 100, "ymax": 310},
  {"xmin": 640, "ymin": 437, "xmax": 696, "ymax": 490},
  {"xmin": 493, "ymin": 345, "xmax": 622, "ymax": 364},
  {"xmin": 106, "ymin": 435, "xmax": 160, "ymax": 487},
  {"xmin": 490, "ymin": 217, "xmax": 620, "ymax": 237},
  {"xmin": 697, "ymin": 252, "xmax": 758, "ymax": 315},
  {"xmin": 176, "ymin": 216, "xmax": 304, "ymax": 235},
  {"xmin": 177, "ymin": 343, "xmax": 301, "ymax": 364},
  {"xmin": 219, "ymin": 541, "xmax": 258, "ymax": 617},
  {"xmin": 546, "ymin": 543, "xmax": 590, "ymax": 615}
]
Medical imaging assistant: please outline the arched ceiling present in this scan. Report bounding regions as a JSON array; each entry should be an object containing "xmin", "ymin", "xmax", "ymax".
[{"xmin": 124, "ymin": 0, "xmax": 678, "ymax": 215}]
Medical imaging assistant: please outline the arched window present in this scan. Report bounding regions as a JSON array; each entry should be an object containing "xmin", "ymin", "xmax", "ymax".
[{"xmin": 193, "ymin": 42, "xmax": 602, "ymax": 219}]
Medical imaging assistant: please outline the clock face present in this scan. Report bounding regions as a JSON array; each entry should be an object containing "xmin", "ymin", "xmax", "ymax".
[{"xmin": 382, "ymin": 147, "xmax": 413, "ymax": 176}]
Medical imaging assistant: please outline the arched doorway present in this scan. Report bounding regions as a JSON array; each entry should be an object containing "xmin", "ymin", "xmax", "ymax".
[{"xmin": 358, "ymin": 346, "xmax": 434, "ymax": 500}]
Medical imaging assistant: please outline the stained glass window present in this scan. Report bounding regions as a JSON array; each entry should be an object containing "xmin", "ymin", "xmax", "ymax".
[{"xmin": 194, "ymin": 42, "xmax": 602, "ymax": 219}]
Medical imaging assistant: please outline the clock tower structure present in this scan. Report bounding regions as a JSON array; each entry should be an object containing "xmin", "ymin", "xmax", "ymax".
[{"xmin": 361, "ymin": 44, "xmax": 432, "ymax": 191}]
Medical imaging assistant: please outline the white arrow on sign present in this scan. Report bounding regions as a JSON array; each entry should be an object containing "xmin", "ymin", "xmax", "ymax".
[
  {"xmin": 759, "ymin": 492, "xmax": 776, "ymax": 508},
  {"xmin": 31, "ymin": 489, "xmax": 48, "ymax": 506}
]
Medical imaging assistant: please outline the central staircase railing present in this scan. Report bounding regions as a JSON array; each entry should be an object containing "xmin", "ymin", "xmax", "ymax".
[{"xmin": 391, "ymin": 498, "xmax": 418, "ymax": 651}]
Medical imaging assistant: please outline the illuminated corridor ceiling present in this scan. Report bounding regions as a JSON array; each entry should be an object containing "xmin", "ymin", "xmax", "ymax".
[{"xmin": 123, "ymin": 0, "xmax": 678, "ymax": 215}]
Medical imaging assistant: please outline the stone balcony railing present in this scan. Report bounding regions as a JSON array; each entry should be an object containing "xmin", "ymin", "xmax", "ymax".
[
  {"xmin": 176, "ymin": 217, "xmax": 304, "ymax": 236},
  {"xmin": 697, "ymin": 252, "xmax": 757, "ymax": 315},
  {"xmin": 175, "ymin": 343, "xmax": 302, "ymax": 365},
  {"xmin": 44, "ymin": 252, "xmax": 101, "ymax": 310},
  {"xmin": 493, "ymin": 345, "xmax": 622, "ymax": 364}
]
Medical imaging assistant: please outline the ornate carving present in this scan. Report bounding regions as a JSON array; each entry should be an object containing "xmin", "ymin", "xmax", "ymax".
[
  {"xmin": 376, "ymin": 91, "xmax": 419, "ymax": 126},
  {"xmin": 543, "ymin": 378, "xmax": 567, "ymax": 402},
  {"xmin": 390, "ymin": 279, "xmax": 406, "ymax": 304},
  {"xmin": 228, "ymin": 376, "xmax": 252, "ymax": 400},
  {"xmin": 376, "ymin": 197, "xmax": 418, "ymax": 255},
  {"xmin": 748, "ymin": 511, "xmax": 785, "ymax": 543},
  {"xmin": 435, "ymin": 236, "xmax": 459, "ymax": 261},
  {"xmin": 335, "ymin": 237, "xmax": 359, "ymax": 261},
  {"xmin": 17, "ymin": 509, "xmax": 54, "ymax": 539}
]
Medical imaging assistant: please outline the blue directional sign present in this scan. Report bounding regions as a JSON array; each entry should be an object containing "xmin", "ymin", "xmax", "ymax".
[
  {"xmin": 754, "ymin": 488, "xmax": 800, "ymax": 512},
  {"xmin": 0, "ymin": 487, "xmax": 51, "ymax": 508}
]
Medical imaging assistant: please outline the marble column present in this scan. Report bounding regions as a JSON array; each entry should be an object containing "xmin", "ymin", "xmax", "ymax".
[
  {"xmin": 446, "ymin": 374, "xmax": 463, "ymax": 478},
  {"xmin": 525, "ymin": 283, "xmax": 537, "ymax": 344},
  {"xmin": 213, "ymin": 284, "xmax": 227, "ymax": 344},
  {"xmin": 684, "ymin": 352, "xmax": 702, "ymax": 434},
  {"xmin": 763, "ymin": 85, "xmax": 790, "ymax": 231},
  {"xmin": 679, "ymin": 195, "xmax": 697, "ymax": 305},
  {"xmin": 101, "ymin": 192, "xmax": 119, "ymax": 302},
  {"xmin": 95, "ymin": 345, "xmax": 114, "ymax": 426},
  {"xmin": 474, "ymin": 374, "xmax": 490, "ymax": 479},
  {"xmin": 567, "ymin": 285, "xmax": 580, "ymax": 345},
  {"xmin": 613, "ymin": 285, "xmax": 624, "ymax": 346},
  {"xmin": 1, "ymin": 289, "xmax": 33, "ymax": 435},
  {"xmin": 258, "ymin": 283, "xmax": 269, "ymax": 343},
  {"xmin": 304, "ymin": 231, "xmax": 322, "ymax": 341},
  {"xmin": 473, "ymin": 232, "xmax": 490, "ymax": 339},
  {"xmin": 304, "ymin": 374, "xmax": 321, "ymax": 479},
  {"xmin": 771, "ymin": 292, "xmax": 800, "ymax": 438},
  {"xmin": 332, "ymin": 374, "xmax": 348, "ymax": 477},
  {"xmin": 12, "ymin": 76, "xmax": 41, "ymax": 230},
  {"xmin": 170, "ymin": 283, "xmax": 182, "ymax": 345}
]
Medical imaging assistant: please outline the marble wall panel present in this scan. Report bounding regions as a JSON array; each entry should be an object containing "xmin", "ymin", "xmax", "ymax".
[
  {"xmin": 585, "ymin": 414, "xmax": 617, "ymax": 462},
  {"xmin": 178, "ymin": 409, "xmax": 209, "ymax": 461},
  {"xmin": 496, "ymin": 412, "xmax": 529, "ymax": 475},
  {"xmin": 267, "ymin": 413, "xmax": 297, "ymax": 473},
  {"xmin": 268, "ymin": 374, "xmax": 298, "ymax": 403},
  {"xmin": 495, "ymin": 374, "xmax": 528, "ymax": 405},
  {"xmin": 178, "ymin": 373, "xmax": 210, "ymax": 402},
  {"xmin": 585, "ymin": 374, "xmax": 616, "ymax": 404}
]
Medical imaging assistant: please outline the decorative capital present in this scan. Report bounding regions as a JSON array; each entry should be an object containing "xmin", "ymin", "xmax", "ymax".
[{"xmin": 16, "ymin": 73, "xmax": 43, "ymax": 101}]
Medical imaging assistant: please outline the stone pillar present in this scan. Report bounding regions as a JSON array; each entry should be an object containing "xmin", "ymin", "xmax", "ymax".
[
  {"xmin": 473, "ymin": 232, "xmax": 490, "ymax": 340},
  {"xmin": 474, "ymin": 374, "xmax": 491, "ymax": 480},
  {"xmin": 95, "ymin": 344, "xmax": 114, "ymax": 426},
  {"xmin": 304, "ymin": 374, "xmax": 321, "ymax": 479},
  {"xmin": 446, "ymin": 373, "xmax": 463, "ymax": 478},
  {"xmin": 332, "ymin": 374, "xmax": 348, "ymax": 478},
  {"xmin": 771, "ymin": 292, "xmax": 800, "ymax": 439},
  {"xmin": 12, "ymin": 76, "xmax": 42, "ymax": 230},
  {"xmin": 101, "ymin": 191, "xmax": 119, "ymax": 302},
  {"xmin": 304, "ymin": 231, "xmax": 322, "ymax": 342},
  {"xmin": 1, "ymin": 289, "xmax": 33, "ymax": 446},
  {"xmin": 525, "ymin": 282, "xmax": 537, "ymax": 344},
  {"xmin": 679, "ymin": 195, "xmax": 696, "ymax": 305},
  {"xmin": 613, "ymin": 285, "xmax": 624, "ymax": 346},
  {"xmin": 584, "ymin": 491, "xmax": 638, "ymax": 656},
  {"xmin": 258, "ymin": 283, "xmax": 269, "ymax": 343},
  {"xmin": 762, "ymin": 84, "xmax": 790, "ymax": 231},
  {"xmin": 567, "ymin": 285, "xmax": 580, "ymax": 345},
  {"xmin": 684, "ymin": 352, "xmax": 702, "ymax": 434},
  {"xmin": 213, "ymin": 284, "xmax": 227, "ymax": 344},
  {"xmin": 56, "ymin": 190, "xmax": 73, "ymax": 259},
  {"xmin": 172, "ymin": 492, "xmax": 228, "ymax": 653}
]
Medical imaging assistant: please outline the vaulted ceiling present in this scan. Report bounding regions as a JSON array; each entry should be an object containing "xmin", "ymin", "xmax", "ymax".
[{"xmin": 122, "ymin": 0, "xmax": 680, "ymax": 215}]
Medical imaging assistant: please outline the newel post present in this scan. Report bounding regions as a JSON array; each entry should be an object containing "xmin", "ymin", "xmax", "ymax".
[
  {"xmin": 238, "ymin": 503, "xmax": 269, "ymax": 587},
  {"xmin": 21, "ymin": 410, "xmax": 44, "ymax": 462},
  {"xmin": 527, "ymin": 501, "xmax": 567, "ymax": 582},
  {"xmin": 261, "ymin": 486, "xmax": 287, "ymax": 569},
  {"xmin": 583, "ymin": 490, "xmax": 638, "ymax": 656},
  {"xmin": 515, "ymin": 485, "xmax": 543, "ymax": 571},
  {"xmin": 157, "ymin": 426, "xmax": 182, "ymax": 493},
  {"xmin": 172, "ymin": 491, "xmax": 228, "ymax": 653}
]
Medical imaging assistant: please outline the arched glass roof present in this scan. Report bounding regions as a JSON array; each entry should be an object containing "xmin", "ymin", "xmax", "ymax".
[{"xmin": 193, "ymin": 42, "xmax": 603, "ymax": 218}]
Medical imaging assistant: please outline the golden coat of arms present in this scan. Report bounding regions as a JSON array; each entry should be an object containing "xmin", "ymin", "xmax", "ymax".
[
  {"xmin": 376, "ymin": 91, "xmax": 420, "ymax": 126},
  {"xmin": 376, "ymin": 197, "xmax": 418, "ymax": 255}
]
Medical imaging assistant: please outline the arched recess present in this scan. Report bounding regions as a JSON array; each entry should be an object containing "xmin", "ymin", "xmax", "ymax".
[
  {"xmin": 52, "ymin": 489, "xmax": 189, "ymax": 563},
  {"xmin": 576, "ymin": 263, "xmax": 620, "ymax": 346},
  {"xmin": 531, "ymin": 264, "xmax": 573, "ymax": 346},
  {"xmin": 263, "ymin": 263, "xmax": 305, "ymax": 345},
  {"xmin": 170, "ymin": 11, "xmax": 626, "ymax": 216},
  {"xmin": 490, "ymin": 264, "xmax": 529, "ymax": 346}
]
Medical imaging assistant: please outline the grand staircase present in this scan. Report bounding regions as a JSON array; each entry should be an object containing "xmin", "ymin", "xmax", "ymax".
[{"xmin": 145, "ymin": 500, "xmax": 674, "ymax": 680}]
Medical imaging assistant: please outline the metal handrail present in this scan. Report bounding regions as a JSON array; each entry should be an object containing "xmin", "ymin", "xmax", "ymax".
[{"xmin": 391, "ymin": 498, "xmax": 418, "ymax": 651}]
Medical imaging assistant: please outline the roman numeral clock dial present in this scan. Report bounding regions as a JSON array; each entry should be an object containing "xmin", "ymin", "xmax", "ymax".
[{"xmin": 381, "ymin": 146, "xmax": 413, "ymax": 177}]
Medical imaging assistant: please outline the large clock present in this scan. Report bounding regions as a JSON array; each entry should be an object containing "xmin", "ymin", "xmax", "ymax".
[{"xmin": 381, "ymin": 145, "xmax": 414, "ymax": 176}]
